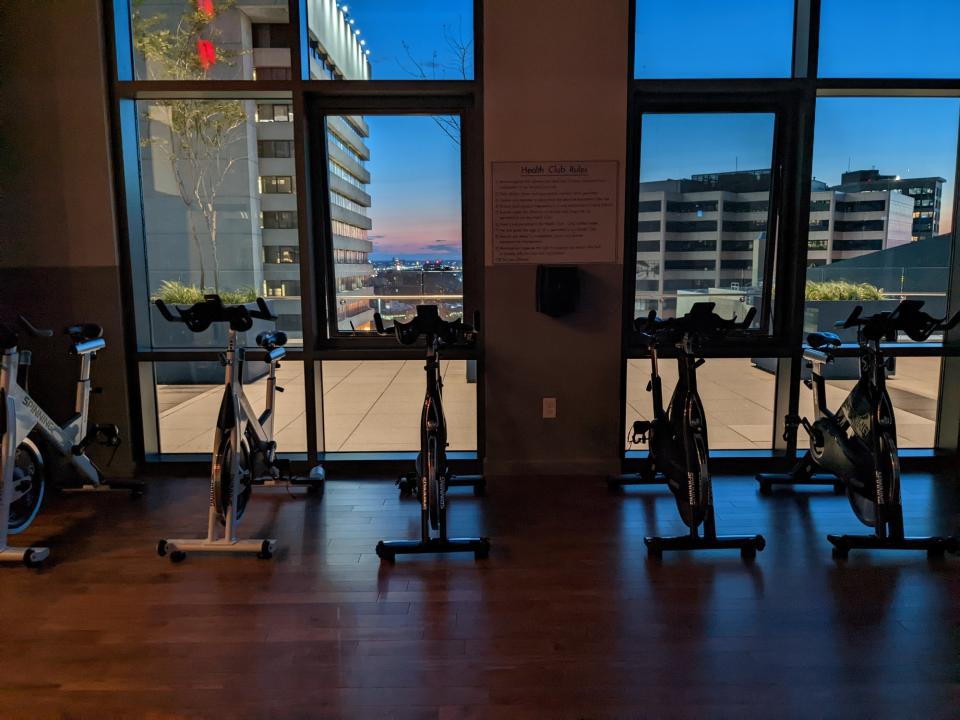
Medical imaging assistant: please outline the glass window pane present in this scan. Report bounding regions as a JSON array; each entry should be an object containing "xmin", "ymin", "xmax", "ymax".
[
  {"xmin": 306, "ymin": 0, "xmax": 473, "ymax": 80},
  {"xmin": 132, "ymin": 1, "xmax": 290, "ymax": 81},
  {"xmin": 819, "ymin": 1, "xmax": 960, "ymax": 78},
  {"xmin": 155, "ymin": 361, "xmax": 307, "ymax": 454},
  {"xmin": 796, "ymin": 357, "xmax": 942, "ymax": 449},
  {"xmin": 325, "ymin": 114, "xmax": 463, "ymax": 333},
  {"xmin": 806, "ymin": 98, "xmax": 959, "ymax": 343},
  {"xmin": 634, "ymin": 0, "xmax": 793, "ymax": 79},
  {"xmin": 633, "ymin": 113, "xmax": 775, "ymax": 323},
  {"xmin": 626, "ymin": 358, "xmax": 776, "ymax": 450},
  {"xmin": 138, "ymin": 97, "xmax": 303, "ymax": 347},
  {"xmin": 321, "ymin": 360, "xmax": 477, "ymax": 451}
]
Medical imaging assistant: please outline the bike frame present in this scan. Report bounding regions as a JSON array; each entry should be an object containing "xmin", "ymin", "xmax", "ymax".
[
  {"xmin": 420, "ymin": 332, "xmax": 448, "ymax": 540},
  {"xmin": 805, "ymin": 335, "xmax": 900, "ymax": 535},
  {"xmin": 1, "ymin": 339, "xmax": 105, "ymax": 490}
]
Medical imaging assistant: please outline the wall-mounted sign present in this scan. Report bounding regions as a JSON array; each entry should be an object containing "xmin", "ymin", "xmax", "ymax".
[{"xmin": 491, "ymin": 160, "xmax": 619, "ymax": 264}]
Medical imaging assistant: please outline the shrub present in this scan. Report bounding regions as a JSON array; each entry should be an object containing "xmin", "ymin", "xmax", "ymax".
[
  {"xmin": 151, "ymin": 280, "xmax": 258, "ymax": 306},
  {"xmin": 805, "ymin": 280, "xmax": 885, "ymax": 302}
]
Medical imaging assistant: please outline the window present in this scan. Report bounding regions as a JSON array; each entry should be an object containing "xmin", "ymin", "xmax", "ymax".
[
  {"xmin": 130, "ymin": 2, "xmax": 290, "ymax": 81},
  {"xmin": 634, "ymin": 0, "xmax": 794, "ymax": 79},
  {"xmin": 255, "ymin": 67, "xmax": 292, "ymax": 81},
  {"xmin": 256, "ymin": 104, "xmax": 293, "ymax": 123},
  {"xmin": 263, "ymin": 279, "xmax": 300, "ymax": 297},
  {"xmin": 258, "ymin": 140, "xmax": 293, "ymax": 158},
  {"xmin": 306, "ymin": 1, "xmax": 475, "ymax": 81},
  {"xmin": 115, "ymin": 1, "xmax": 480, "ymax": 460},
  {"xmin": 260, "ymin": 176, "xmax": 294, "ymax": 194},
  {"xmin": 631, "ymin": 113, "xmax": 776, "ymax": 321},
  {"xmin": 806, "ymin": 98, "xmax": 959, "ymax": 347},
  {"xmin": 262, "ymin": 211, "xmax": 298, "ymax": 229},
  {"xmin": 264, "ymin": 246, "xmax": 300, "ymax": 264},
  {"xmin": 819, "ymin": 1, "xmax": 960, "ymax": 78},
  {"xmin": 324, "ymin": 115, "xmax": 464, "ymax": 334}
]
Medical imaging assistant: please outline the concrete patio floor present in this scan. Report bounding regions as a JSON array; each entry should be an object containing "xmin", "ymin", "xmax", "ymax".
[
  {"xmin": 625, "ymin": 356, "xmax": 940, "ymax": 450},
  {"xmin": 157, "ymin": 357, "xmax": 939, "ymax": 455},
  {"xmin": 157, "ymin": 360, "xmax": 477, "ymax": 454}
]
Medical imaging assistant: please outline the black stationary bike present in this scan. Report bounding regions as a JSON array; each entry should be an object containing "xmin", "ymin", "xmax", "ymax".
[
  {"xmin": 757, "ymin": 300, "xmax": 960, "ymax": 559},
  {"xmin": 373, "ymin": 305, "xmax": 490, "ymax": 562},
  {"xmin": 633, "ymin": 302, "xmax": 766, "ymax": 560}
]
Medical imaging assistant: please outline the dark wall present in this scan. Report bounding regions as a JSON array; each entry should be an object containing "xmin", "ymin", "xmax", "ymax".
[{"xmin": 0, "ymin": 0, "xmax": 135, "ymax": 476}]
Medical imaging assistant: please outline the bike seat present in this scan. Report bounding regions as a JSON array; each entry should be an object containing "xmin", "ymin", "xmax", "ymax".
[
  {"xmin": 256, "ymin": 330, "xmax": 287, "ymax": 350},
  {"xmin": 65, "ymin": 323, "xmax": 103, "ymax": 341},
  {"xmin": 807, "ymin": 331, "xmax": 841, "ymax": 349}
]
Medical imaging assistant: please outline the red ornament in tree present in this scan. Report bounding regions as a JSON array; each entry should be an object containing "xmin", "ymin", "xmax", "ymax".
[
  {"xmin": 197, "ymin": 39, "xmax": 217, "ymax": 71},
  {"xmin": 197, "ymin": 0, "xmax": 215, "ymax": 19}
]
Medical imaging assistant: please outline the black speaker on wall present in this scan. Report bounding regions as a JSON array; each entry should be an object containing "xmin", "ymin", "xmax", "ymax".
[{"xmin": 536, "ymin": 265, "xmax": 580, "ymax": 317}]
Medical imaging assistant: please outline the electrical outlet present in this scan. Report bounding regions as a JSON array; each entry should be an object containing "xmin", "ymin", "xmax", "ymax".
[{"xmin": 542, "ymin": 397, "xmax": 557, "ymax": 419}]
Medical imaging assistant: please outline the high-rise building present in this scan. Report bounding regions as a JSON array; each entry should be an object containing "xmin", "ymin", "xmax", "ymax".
[
  {"xmin": 634, "ymin": 170, "xmax": 914, "ymax": 317},
  {"xmin": 138, "ymin": 0, "xmax": 374, "ymax": 339},
  {"xmin": 831, "ymin": 169, "xmax": 946, "ymax": 240}
]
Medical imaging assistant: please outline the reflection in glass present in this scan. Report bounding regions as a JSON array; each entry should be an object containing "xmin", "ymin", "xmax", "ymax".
[
  {"xmin": 321, "ymin": 361, "xmax": 477, "ymax": 451},
  {"xmin": 326, "ymin": 115, "xmax": 463, "ymax": 333},
  {"xmin": 307, "ymin": 0, "xmax": 474, "ymax": 81},
  {"xmin": 625, "ymin": 359, "xmax": 776, "ymax": 450},
  {"xmin": 634, "ymin": 0, "xmax": 793, "ymax": 79},
  {"xmin": 634, "ymin": 113, "xmax": 776, "ymax": 322},
  {"xmin": 156, "ymin": 361, "xmax": 307, "ymax": 454},
  {"xmin": 806, "ymin": 98, "xmax": 960, "ymax": 346},
  {"xmin": 138, "ymin": 97, "xmax": 303, "ymax": 347}
]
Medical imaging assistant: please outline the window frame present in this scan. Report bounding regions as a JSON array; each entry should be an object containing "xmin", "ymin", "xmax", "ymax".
[
  {"xmin": 104, "ymin": 0, "xmax": 485, "ymax": 465},
  {"xmin": 621, "ymin": 0, "xmax": 960, "ymax": 465}
]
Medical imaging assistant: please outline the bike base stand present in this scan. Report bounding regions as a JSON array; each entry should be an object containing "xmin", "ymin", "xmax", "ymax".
[
  {"xmin": 0, "ymin": 544, "xmax": 49, "ymax": 567},
  {"xmin": 756, "ymin": 472, "xmax": 844, "ymax": 495},
  {"xmin": 376, "ymin": 536, "xmax": 490, "ymax": 562},
  {"xmin": 608, "ymin": 471, "xmax": 665, "ymax": 489},
  {"xmin": 645, "ymin": 533, "xmax": 766, "ymax": 560},
  {"xmin": 828, "ymin": 533, "xmax": 959, "ymax": 560},
  {"xmin": 158, "ymin": 537, "xmax": 276, "ymax": 562}
]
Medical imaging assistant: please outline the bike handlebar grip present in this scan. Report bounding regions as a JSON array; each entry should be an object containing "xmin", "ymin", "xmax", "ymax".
[
  {"xmin": 374, "ymin": 312, "xmax": 386, "ymax": 334},
  {"xmin": 253, "ymin": 296, "xmax": 277, "ymax": 321},
  {"xmin": 945, "ymin": 310, "xmax": 960, "ymax": 331},
  {"xmin": 18, "ymin": 316, "xmax": 53, "ymax": 338},
  {"xmin": 840, "ymin": 305, "xmax": 863, "ymax": 328},
  {"xmin": 154, "ymin": 299, "xmax": 180, "ymax": 323}
]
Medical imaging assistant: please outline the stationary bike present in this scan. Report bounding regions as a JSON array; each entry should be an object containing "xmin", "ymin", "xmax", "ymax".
[
  {"xmin": 1, "ymin": 314, "xmax": 130, "ymax": 567},
  {"xmin": 154, "ymin": 295, "xmax": 324, "ymax": 562},
  {"xmin": 372, "ymin": 305, "xmax": 490, "ymax": 562},
  {"xmin": 633, "ymin": 302, "xmax": 766, "ymax": 559},
  {"xmin": 757, "ymin": 300, "xmax": 960, "ymax": 559}
]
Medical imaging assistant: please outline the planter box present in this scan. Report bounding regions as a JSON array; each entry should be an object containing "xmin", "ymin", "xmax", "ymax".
[
  {"xmin": 150, "ymin": 303, "xmax": 276, "ymax": 385},
  {"xmin": 753, "ymin": 299, "xmax": 899, "ymax": 380}
]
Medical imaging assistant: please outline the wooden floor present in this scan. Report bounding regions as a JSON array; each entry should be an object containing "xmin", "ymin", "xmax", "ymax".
[{"xmin": 2, "ymin": 473, "xmax": 960, "ymax": 719}]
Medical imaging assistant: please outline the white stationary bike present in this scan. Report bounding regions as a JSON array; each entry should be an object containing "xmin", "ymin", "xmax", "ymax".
[
  {"xmin": 154, "ymin": 295, "xmax": 324, "ymax": 562},
  {"xmin": 1, "ymin": 315, "xmax": 129, "ymax": 567}
]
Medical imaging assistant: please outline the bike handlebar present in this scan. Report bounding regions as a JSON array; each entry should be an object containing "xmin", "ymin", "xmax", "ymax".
[
  {"xmin": 154, "ymin": 294, "xmax": 276, "ymax": 333},
  {"xmin": 836, "ymin": 299, "xmax": 960, "ymax": 342},
  {"xmin": 18, "ymin": 316, "xmax": 54, "ymax": 338},
  {"xmin": 635, "ymin": 302, "xmax": 756, "ymax": 345},
  {"xmin": 373, "ymin": 305, "xmax": 478, "ymax": 348}
]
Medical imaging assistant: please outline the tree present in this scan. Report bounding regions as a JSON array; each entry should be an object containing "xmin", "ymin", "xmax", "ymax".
[
  {"xmin": 398, "ymin": 19, "xmax": 472, "ymax": 146},
  {"xmin": 133, "ymin": 0, "xmax": 247, "ymax": 292}
]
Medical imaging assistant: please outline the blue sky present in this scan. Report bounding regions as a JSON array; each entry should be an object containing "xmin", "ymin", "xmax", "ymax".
[{"xmin": 333, "ymin": 2, "xmax": 959, "ymax": 259}]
